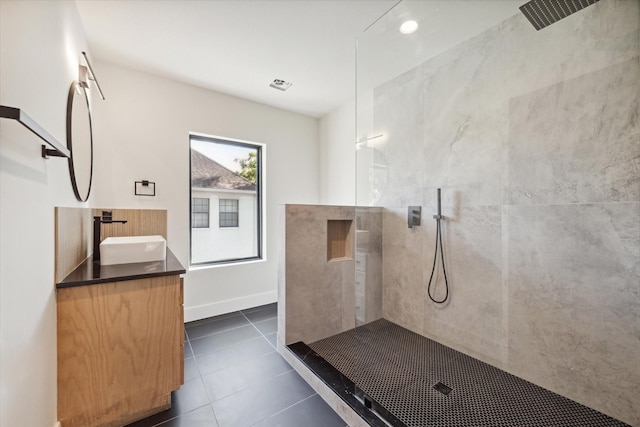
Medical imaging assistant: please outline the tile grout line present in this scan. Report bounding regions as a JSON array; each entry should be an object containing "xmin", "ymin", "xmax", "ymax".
[
  {"xmin": 190, "ymin": 326, "xmax": 268, "ymax": 357},
  {"xmin": 184, "ymin": 328, "xmax": 196, "ymax": 361},
  {"xmin": 193, "ymin": 318, "xmax": 259, "ymax": 427},
  {"xmin": 247, "ymin": 393, "xmax": 319, "ymax": 427},
  {"xmin": 205, "ymin": 365, "xmax": 296, "ymax": 406},
  {"xmin": 185, "ymin": 311, "xmax": 245, "ymax": 327},
  {"xmin": 187, "ymin": 321, "xmax": 254, "ymax": 342},
  {"xmin": 197, "ymin": 306, "xmax": 277, "ymax": 425},
  {"xmin": 210, "ymin": 369, "xmax": 302, "ymax": 426},
  {"xmin": 241, "ymin": 303, "xmax": 277, "ymax": 314},
  {"xmin": 194, "ymin": 311, "xmax": 283, "ymax": 405},
  {"xmin": 140, "ymin": 307, "xmax": 277, "ymax": 427},
  {"xmin": 187, "ymin": 306, "xmax": 276, "ymax": 343},
  {"xmin": 239, "ymin": 310, "xmax": 278, "ymax": 350},
  {"xmin": 150, "ymin": 403, "xmax": 212, "ymax": 427}
]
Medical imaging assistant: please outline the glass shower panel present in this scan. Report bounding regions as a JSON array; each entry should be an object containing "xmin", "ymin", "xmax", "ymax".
[
  {"xmin": 354, "ymin": 3, "xmax": 527, "ymax": 423},
  {"xmin": 353, "ymin": 0, "xmax": 640, "ymax": 425}
]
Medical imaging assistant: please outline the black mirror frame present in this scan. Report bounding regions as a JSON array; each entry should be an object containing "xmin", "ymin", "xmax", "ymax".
[{"xmin": 66, "ymin": 81, "xmax": 94, "ymax": 202}]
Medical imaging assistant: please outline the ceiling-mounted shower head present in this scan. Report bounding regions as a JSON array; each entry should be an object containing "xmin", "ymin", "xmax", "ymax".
[{"xmin": 519, "ymin": 0, "xmax": 600, "ymax": 31}]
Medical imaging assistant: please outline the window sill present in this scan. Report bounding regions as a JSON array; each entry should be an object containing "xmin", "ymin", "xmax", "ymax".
[{"xmin": 189, "ymin": 257, "xmax": 266, "ymax": 271}]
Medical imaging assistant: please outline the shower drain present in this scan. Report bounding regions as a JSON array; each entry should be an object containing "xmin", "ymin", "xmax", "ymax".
[{"xmin": 432, "ymin": 382, "xmax": 453, "ymax": 396}]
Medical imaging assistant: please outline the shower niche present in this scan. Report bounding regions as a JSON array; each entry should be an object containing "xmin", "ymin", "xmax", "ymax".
[{"xmin": 327, "ymin": 219, "xmax": 353, "ymax": 261}]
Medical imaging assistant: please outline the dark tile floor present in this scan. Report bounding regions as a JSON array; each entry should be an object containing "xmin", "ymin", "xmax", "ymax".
[{"xmin": 127, "ymin": 303, "xmax": 346, "ymax": 427}]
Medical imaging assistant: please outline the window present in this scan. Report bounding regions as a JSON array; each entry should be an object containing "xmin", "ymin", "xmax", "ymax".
[
  {"xmin": 191, "ymin": 198, "xmax": 210, "ymax": 228},
  {"xmin": 190, "ymin": 133, "xmax": 263, "ymax": 265},
  {"xmin": 219, "ymin": 199, "xmax": 239, "ymax": 227}
]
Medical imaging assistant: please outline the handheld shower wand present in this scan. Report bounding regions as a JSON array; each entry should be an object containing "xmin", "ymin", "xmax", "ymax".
[{"xmin": 427, "ymin": 188, "xmax": 449, "ymax": 303}]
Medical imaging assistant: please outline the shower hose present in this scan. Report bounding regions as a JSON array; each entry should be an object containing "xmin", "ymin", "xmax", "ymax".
[{"xmin": 427, "ymin": 191, "xmax": 449, "ymax": 303}]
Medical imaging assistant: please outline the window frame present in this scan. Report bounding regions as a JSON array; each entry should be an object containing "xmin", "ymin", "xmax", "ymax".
[
  {"xmin": 189, "ymin": 133, "xmax": 264, "ymax": 267},
  {"xmin": 191, "ymin": 197, "xmax": 210, "ymax": 229},
  {"xmin": 218, "ymin": 198, "xmax": 239, "ymax": 228}
]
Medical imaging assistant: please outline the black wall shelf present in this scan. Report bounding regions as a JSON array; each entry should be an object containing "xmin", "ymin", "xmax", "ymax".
[{"xmin": 0, "ymin": 105, "xmax": 70, "ymax": 159}]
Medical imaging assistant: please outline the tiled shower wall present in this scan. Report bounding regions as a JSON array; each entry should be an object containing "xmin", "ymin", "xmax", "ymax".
[{"xmin": 367, "ymin": 1, "xmax": 639, "ymax": 424}]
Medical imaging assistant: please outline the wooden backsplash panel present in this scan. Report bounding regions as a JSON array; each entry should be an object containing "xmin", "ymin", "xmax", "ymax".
[
  {"xmin": 55, "ymin": 208, "xmax": 168, "ymax": 283},
  {"xmin": 94, "ymin": 208, "xmax": 167, "ymax": 240}
]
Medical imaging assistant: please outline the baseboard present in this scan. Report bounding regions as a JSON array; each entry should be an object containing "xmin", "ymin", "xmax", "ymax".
[{"xmin": 184, "ymin": 290, "xmax": 277, "ymax": 322}]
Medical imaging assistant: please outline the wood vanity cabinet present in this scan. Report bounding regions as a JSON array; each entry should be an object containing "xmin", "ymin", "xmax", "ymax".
[{"xmin": 57, "ymin": 275, "xmax": 184, "ymax": 427}]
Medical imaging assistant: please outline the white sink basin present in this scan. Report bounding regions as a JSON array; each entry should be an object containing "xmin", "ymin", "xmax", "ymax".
[{"xmin": 100, "ymin": 235, "xmax": 166, "ymax": 266}]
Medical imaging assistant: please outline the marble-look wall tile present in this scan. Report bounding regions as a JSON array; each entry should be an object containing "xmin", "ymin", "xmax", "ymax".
[
  {"xmin": 373, "ymin": 67, "xmax": 426, "ymax": 208},
  {"xmin": 506, "ymin": 202, "xmax": 640, "ymax": 425},
  {"xmin": 422, "ymin": 206, "xmax": 504, "ymax": 365},
  {"xmin": 500, "ymin": 0, "xmax": 640, "ymax": 102},
  {"xmin": 382, "ymin": 207, "xmax": 426, "ymax": 336},
  {"xmin": 506, "ymin": 58, "xmax": 639, "ymax": 205},
  {"xmin": 420, "ymin": 22, "xmax": 509, "ymax": 209}
]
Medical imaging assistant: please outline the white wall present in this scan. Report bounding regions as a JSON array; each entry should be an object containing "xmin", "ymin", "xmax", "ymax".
[
  {"xmin": 0, "ymin": 2, "xmax": 90, "ymax": 426},
  {"xmin": 318, "ymin": 100, "xmax": 355, "ymax": 205},
  {"xmin": 91, "ymin": 62, "xmax": 320, "ymax": 320}
]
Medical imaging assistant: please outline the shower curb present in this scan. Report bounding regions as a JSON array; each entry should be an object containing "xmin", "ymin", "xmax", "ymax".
[
  {"xmin": 287, "ymin": 342, "xmax": 403, "ymax": 427},
  {"xmin": 279, "ymin": 341, "xmax": 386, "ymax": 427}
]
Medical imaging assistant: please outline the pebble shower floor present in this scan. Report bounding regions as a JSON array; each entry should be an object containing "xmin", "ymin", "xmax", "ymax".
[{"xmin": 308, "ymin": 319, "xmax": 629, "ymax": 427}]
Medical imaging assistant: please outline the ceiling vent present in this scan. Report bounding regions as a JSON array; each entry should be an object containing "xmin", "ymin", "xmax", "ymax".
[
  {"xmin": 519, "ymin": 0, "xmax": 599, "ymax": 31},
  {"xmin": 270, "ymin": 79, "xmax": 292, "ymax": 91}
]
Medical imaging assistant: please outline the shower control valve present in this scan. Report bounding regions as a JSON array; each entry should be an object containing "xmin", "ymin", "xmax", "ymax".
[{"xmin": 408, "ymin": 206, "xmax": 421, "ymax": 228}]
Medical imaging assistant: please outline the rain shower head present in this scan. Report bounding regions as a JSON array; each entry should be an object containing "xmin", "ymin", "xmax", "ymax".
[{"xmin": 519, "ymin": 0, "xmax": 600, "ymax": 31}]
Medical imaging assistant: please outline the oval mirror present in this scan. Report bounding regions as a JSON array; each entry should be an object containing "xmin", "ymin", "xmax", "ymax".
[{"xmin": 66, "ymin": 81, "xmax": 93, "ymax": 202}]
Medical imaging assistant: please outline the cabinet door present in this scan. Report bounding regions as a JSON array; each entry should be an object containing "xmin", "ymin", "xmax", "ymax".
[{"xmin": 58, "ymin": 275, "xmax": 183, "ymax": 427}]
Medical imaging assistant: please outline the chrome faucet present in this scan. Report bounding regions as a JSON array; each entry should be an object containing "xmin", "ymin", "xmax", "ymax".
[{"xmin": 93, "ymin": 211, "xmax": 128, "ymax": 264}]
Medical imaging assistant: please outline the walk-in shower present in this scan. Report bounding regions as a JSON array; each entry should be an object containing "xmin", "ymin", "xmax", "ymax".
[{"xmin": 289, "ymin": 0, "xmax": 639, "ymax": 426}]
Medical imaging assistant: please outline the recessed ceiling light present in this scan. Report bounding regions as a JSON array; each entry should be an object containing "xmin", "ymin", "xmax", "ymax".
[
  {"xmin": 270, "ymin": 79, "xmax": 292, "ymax": 91},
  {"xmin": 400, "ymin": 20, "xmax": 419, "ymax": 35}
]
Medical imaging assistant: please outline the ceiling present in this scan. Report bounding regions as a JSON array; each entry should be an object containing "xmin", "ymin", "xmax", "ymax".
[{"xmin": 76, "ymin": 0, "xmax": 527, "ymax": 118}]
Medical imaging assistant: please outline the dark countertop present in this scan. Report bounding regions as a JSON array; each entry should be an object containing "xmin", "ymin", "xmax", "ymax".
[{"xmin": 57, "ymin": 248, "xmax": 186, "ymax": 289}]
